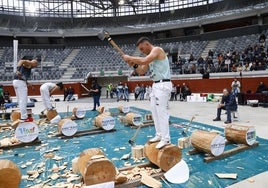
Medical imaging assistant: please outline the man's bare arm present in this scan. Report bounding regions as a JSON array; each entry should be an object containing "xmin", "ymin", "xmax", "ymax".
[
  {"xmin": 18, "ymin": 59, "xmax": 38, "ymax": 68},
  {"xmin": 122, "ymin": 47, "xmax": 162, "ymax": 66}
]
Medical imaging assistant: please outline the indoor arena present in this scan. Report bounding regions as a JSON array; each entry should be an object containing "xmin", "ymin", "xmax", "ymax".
[{"xmin": 0, "ymin": 0, "xmax": 268, "ymax": 188}]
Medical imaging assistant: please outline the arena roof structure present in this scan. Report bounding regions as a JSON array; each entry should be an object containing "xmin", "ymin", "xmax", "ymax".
[
  {"xmin": 0, "ymin": 0, "xmax": 267, "ymax": 37},
  {"xmin": 1, "ymin": 0, "xmax": 222, "ymax": 18}
]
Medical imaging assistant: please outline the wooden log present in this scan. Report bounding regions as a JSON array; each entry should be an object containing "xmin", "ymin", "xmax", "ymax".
[
  {"xmin": 118, "ymin": 105, "xmax": 130, "ymax": 113},
  {"xmin": 77, "ymin": 148, "xmax": 116, "ymax": 186},
  {"xmin": 58, "ymin": 119, "xmax": 78, "ymax": 136},
  {"xmin": 46, "ymin": 109, "xmax": 58, "ymax": 121},
  {"xmin": 125, "ymin": 113, "xmax": 143, "ymax": 126},
  {"xmin": 190, "ymin": 130, "xmax": 225, "ymax": 156},
  {"xmin": 224, "ymin": 124, "xmax": 256, "ymax": 145},
  {"xmin": 72, "ymin": 108, "xmax": 86, "ymax": 119},
  {"xmin": 97, "ymin": 106, "xmax": 104, "ymax": 114},
  {"xmin": 0, "ymin": 159, "xmax": 21, "ymax": 188},
  {"xmin": 144, "ymin": 142, "xmax": 182, "ymax": 172},
  {"xmin": 94, "ymin": 113, "xmax": 115, "ymax": 131}
]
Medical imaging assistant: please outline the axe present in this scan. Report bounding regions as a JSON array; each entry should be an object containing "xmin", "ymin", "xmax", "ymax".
[
  {"xmin": 182, "ymin": 116, "xmax": 195, "ymax": 137},
  {"xmin": 128, "ymin": 124, "xmax": 142, "ymax": 147},
  {"xmin": 97, "ymin": 29, "xmax": 125, "ymax": 56}
]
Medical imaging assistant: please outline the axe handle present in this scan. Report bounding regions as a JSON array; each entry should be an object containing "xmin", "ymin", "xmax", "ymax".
[
  {"xmin": 184, "ymin": 116, "xmax": 195, "ymax": 134},
  {"xmin": 107, "ymin": 37, "xmax": 125, "ymax": 56},
  {"xmin": 129, "ymin": 124, "xmax": 142, "ymax": 145},
  {"xmin": 81, "ymin": 83, "xmax": 90, "ymax": 92}
]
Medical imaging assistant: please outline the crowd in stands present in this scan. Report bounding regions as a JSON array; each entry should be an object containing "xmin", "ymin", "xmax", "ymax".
[{"xmin": 173, "ymin": 34, "xmax": 267, "ymax": 75}]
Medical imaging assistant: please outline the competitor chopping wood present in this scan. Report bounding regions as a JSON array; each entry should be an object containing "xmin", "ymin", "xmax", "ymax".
[
  {"xmin": 40, "ymin": 82, "xmax": 64, "ymax": 111},
  {"xmin": 13, "ymin": 56, "xmax": 38, "ymax": 122},
  {"xmin": 122, "ymin": 37, "xmax": 172, "ymax": 149}
]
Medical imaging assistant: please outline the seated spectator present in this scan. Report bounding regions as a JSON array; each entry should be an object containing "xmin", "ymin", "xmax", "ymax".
[
  {"xmin": 63, "ymin": 87, "xmax": 68, "ymax": 101},
  {"xmin": 67, "ymin": 86, "xmax": 75, "ymax": 101},
  {"xmin": 256, "ymin": 82, "xmax": 267, "ymax": 93},
  {"xmin": 213, "ymin": 88, "xmax": 237, "ymax": 124},
  {"xmin": 188, "ymin": 54, "xmax": 194, "ymax": 62},
  {"xmin": 181, "ymin": 83, "xmax": 191, "ymax": 101},
  {"xmin": 3, "ymin": 90, "xmax": 11, "ymax": 103}
]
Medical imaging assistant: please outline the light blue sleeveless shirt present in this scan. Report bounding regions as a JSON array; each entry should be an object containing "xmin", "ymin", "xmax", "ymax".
[{"xmin": 149, "ymin": 56, "xmax": 171, "ymax": 82}]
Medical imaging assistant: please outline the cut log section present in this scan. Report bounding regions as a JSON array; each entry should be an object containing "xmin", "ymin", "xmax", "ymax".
[
  {"xmin": 46, "ymin": 109, "xmax": 58, "ymax": 121},
  {"xmin": 125, "ymin": 113, "xmax": 143, "ymax": 126},
  {"xmin": 77, "ymin": 148, "xmax": 116, "ymax": 186},
  {"xmin": 72, "ymin": 108, "xmax": 86, "ymax": 119},
  {"xmin": 0, "ymin": 159, "xmax": 21, "ymax": 188},
  {"xmin": 118, "ymin": 105, "xmax": 130, "ymax": 113},
  {"xmin": 94, "ymin": 113, "xmax": 115, "ymax": 131},
  {"xmin": 58, "ymin": 119, "xmax": 78, "ymax": 137},
  {"xmin": 97, "ymin": 106, "xmax": 105, "ymax": 114},
  {"xmin": 10, "ymin": 110, "xmax": 21, "ymax": 122},
  {"xmin": 190, "ymin": 130, "xmax": 225, "ymax": 156},
  {"xmin": 144, "ymin": 142, "xmax": 182, "ymax": 171},
  {"xmin": 225, "ymin": 124, "xmax": 256, "ymax": 145}
]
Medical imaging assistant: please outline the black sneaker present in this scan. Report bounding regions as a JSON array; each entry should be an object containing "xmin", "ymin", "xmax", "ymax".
[
  {"xmin": 224, "ymin": 121, "xmax": 231, "ymax": 124},
  {"xmin": 213, "ymin": 118, "xmax": 221, "ymax": 121},
  {"xmin": 91, "ymin": 109, "xmax": 96, "ymax": 111}
]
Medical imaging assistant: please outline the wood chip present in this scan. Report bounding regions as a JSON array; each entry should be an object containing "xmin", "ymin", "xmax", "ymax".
[
  {"xmin": 21, "ymin": 164, "xmax": 27, "ymax": 169},
  {"xmin": 50, "ymin": 173, "xmax": 60, "ymax": 180},
  {"xmin": 22, "ymin": 175, "xmax": 29, "ymax": 180},
  {"xmin": 67, "ymin": 176, "xmax": 80, "ymax": 182},
  {"xmin": 53, "ymin": 155, "xmax": 63, "ymax": 161},
  {"xmin": 91, "ymin": 155, "xmax": 105, "ymax": 160},
  {"xmin": 44, "ymin": 153, "xmax": 55, "ymax": 159},
  {"xmin": 215, "ymin": 173, "xmax": 237, "ymax": 179},
  {"xmin": 247, "ymin": 178, "xmax": 255, "ymax": 183},
  {"xmin": 27, "ymin": 170, "xmax": 38, "ymax": 175},
  {"xmin": 26, "ymin": 161, "xmax": 33, "ymax": 166},
  {"xmin": 31, "ymin": 172, "xmax": 40, "ymax": 179},
  {"xmin": 120, "ymin": 153, "xmax": 130, "ymax": 160}
]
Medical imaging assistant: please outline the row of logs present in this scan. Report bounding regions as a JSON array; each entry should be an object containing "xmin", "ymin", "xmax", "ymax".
[{"xmin": 190, "ymin": 124, "xmax": 256, "ymax": 156}]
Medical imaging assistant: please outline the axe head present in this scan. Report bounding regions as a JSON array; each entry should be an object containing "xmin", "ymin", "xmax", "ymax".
[
  {"xmin": 128, "ymin": 139, "xmax": 135, "ymax": 147},
  {"xmin": 97, "ymin": 29, "xmax": 110, "ymax": 41}
]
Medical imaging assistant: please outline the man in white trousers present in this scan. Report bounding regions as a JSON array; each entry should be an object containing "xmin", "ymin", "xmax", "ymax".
[
  {"xmin": 13, "ymin": 56, "xmax": 38, "ymax": 122},
  {"xmin": 122, "ymin": 37, "xmax": 172, "ymax": 149},
  {"xmin": 40, "ymin": 82, "xmax": 63, "ymax": 111}
]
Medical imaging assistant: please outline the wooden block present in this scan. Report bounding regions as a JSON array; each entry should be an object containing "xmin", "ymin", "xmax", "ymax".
[{"xmin": 141, "ymin": 173, "xmax": 162, "ymax": 188}]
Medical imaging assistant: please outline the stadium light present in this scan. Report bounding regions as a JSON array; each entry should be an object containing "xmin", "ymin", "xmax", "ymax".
[
  {"xmin": 28, "ymin": 4, "xmax": 36, "ymax": 13},
  {"xmin": 118, "ymin": 0, "xmax": 125, "ymax": 5}
]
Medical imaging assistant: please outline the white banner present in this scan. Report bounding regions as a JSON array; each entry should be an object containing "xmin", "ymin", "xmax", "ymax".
[{"xmin": 13, "ymin": 40, "xmax": 18, "ymax": 73}]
